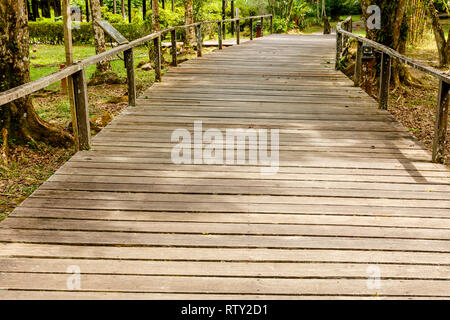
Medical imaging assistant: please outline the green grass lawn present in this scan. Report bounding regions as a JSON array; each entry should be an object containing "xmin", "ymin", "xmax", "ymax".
[{"xmin": 30, "ymin": 44, "xmax": 156, "ymax": 91}]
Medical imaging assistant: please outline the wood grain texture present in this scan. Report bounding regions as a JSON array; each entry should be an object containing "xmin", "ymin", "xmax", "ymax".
[{"xmin": 1, "ymin": 34, "xmax": 449, "ymax": 300}]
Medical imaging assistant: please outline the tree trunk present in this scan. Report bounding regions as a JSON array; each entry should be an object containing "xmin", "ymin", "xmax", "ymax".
[
  {"xmin": 426, "ymin": 0, "xmax": 448, "ymax": 66},
  {"xmin": 286, "ymin": 0, "xmax": 294, "ymax": 24},
  {"xmin": 113, "ymin": 0, "xmax": 117, "ymax": 14},
  {"xmin": 149, "ymin": 0, "xmax": 160, "ymax": 64},
  {"xmin": 362, "ymin": 0, "xmax": 410, "ymax": 87},
  {"xmin": 184, "ymin": 0, "xmax": 195, "ymax": 47},
  {"xmin": 85, "ymin": 0, "xmax": 90, "ymax": 22},
  {"xmin": 143, "ymin": 0, "xmax": 146, "ymax": 20},
  {"xmin": 52, "ymin": 0, "xmax": 62, "ymax": 17},
  {"xmin": 31, "ymin": 0, "xmax": 40, "ymax": 20},
  {"xmin": 41, "ymin": 0, "xmax": 51, "ymax": 18},
  {"xmin": 151, "ymin": 0, "xmax": 160, "ymax": 31},
  {"xmin": 26, "ymin": 0, "xmax": 33, "ymax": 21},
  {"xmin": 0, "ymin": 0, "xmax": 73, "ymax": 156},
  {"xmin": 121, "ymin": 0, "xmax": 125, "ymax": 21},
  {"xmin": 90, "ymin": 0, "xmax": 112, "ymax": 74},
  {"xmin": 128, "ymin": 0, "xmax": 131, "ymax": 23},
  {"xmin": 322, "ymin": 0, "xmax": 331, "ymax": 34},
  {"xmin": 172, "ymin": 0, "xmax": 175, "ymax": 12}
]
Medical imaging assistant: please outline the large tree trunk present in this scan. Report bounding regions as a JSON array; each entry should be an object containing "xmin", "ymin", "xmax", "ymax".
[
  {"xmin": 426, "ymin": 0, "xmax": 449, "ymax": 66},
  {"xmin": 149, "ymin": 0, "xmax": 160, "ymax": 64},
  {"xmin": 90, "ymin": 0, "xmax": 112, "ymax": 74},
  {"xmin": 0, "ymin": 0, "xmax": 73, "ymax": 158},
  {"xmin": 361, "ymin": 0, "xmax": 410, "ymax": 87},
  {"xmin": 151, "ymin": 0, "xmax": 160, "ymax": 31},
  {"xmin": 184, "ymin": 0, "xmax": 195, "ymax": 47}
]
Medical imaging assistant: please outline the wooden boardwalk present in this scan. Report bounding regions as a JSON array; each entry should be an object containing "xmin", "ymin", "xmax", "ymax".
[{"xmin": 1, "ymin": 34, "xmax": 450, "ymax": 299}]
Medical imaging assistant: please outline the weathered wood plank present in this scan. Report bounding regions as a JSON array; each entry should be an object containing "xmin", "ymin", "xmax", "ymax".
[{"xmin": 1, "ymin": 34, "xmax": 450, "ymax": 299}]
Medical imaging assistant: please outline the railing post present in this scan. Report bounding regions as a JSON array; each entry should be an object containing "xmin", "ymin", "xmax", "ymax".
[
  {"xmin": 124, "ymin": 48, "xmax": 136, "ymax": 107},
  {"xmin": 335, "ymin": 32, "xmax": 342, "ymax": 70},
  {"xmin": 270, "ymin": 15, "xmax": 273, "ymax": 34},
  {"xmin": 432, "ymin": 80, "xmax": 450, "ymax": 163},
  {"xmin": 196, "ymin": 24, "xmax": 203, "ymax": 57},
  {"xmin": 379, "ymin": 52, "xmax": 391, "ymax": 110},
  {"xmin": 260, "ymin": 17, "xmax": 264, "ymax": 37},
  {"xmin": 250, "ymin": 18, "xmax": 253, "ymax": 40},
  {"xmin": 171, "ymin": 29, "xmax": 177, "ymax": 66},
  {"xmin": 354, "ymin": 40, "xmax": 363, "ymax": 87},
  {"xmin": 71, "ymin": 68, "xmax": 91, "ymax": 150},
  {"xmin": 218, "ymin": 21, "xmax": 223, "ymax": 50},
  {"xmin": 154, "ymin": 35, "xmax": 162, "ymax": 82},
  {"xmin": 236, "ymin": 20, "xmax": 240, "ymax": 45}
]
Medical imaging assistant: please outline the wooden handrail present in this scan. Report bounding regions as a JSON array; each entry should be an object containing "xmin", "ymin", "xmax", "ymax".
[
  {"xmin": 336, "ymin": 16, "xmax": 450, "ymax": 164},
  {"xmin": 336, "ymin": 17, "xmax": 450, "ymax": 83},
  {"xmin": 0, "ymin": 14, "xmax": 273, "ymax": 150},
  {"xmin": 0, "ymin": 14, "xmax": 273, "ymax": 107}
]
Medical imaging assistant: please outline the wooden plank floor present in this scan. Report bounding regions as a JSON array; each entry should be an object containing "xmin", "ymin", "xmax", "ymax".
[{"xmin": 1, "ymin": 34, "xmax": 450, "ymax": 299}]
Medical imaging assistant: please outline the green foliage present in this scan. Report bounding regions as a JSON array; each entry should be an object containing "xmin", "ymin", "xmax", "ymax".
[
  {"xmin": 28, "ymin": 21, "xmax": 147, "ymax": 45},
  {"xmin": 102, "ymin": 6, "xmax": 124, "ymax": 23},
  {"xmin": 272, "ymin": 16, "xmax": 289, "ymax": 33},
  {"xmin": 158, "ymin": 8, "xmax": 185, "ymax": 29},
  {"xmin": 326, "ymin": 0, "xmax": 361, "ymax": 20}
]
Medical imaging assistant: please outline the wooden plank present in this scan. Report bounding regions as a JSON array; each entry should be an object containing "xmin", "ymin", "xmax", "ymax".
[
  {"xmin": 1, "ymin": 273, "xmax": 449, "ymax": 297},
  {"xmin": 2, "ymin": 217, "xmax": 449, "ymax": 240},
  {"xmin": 2, "ymin": 258, "xmax": 449, "ymax": 279},
  {"xmin": 1, "ymin": 229, "xmax": 449, "ymax": 253},
  {"xmin": 2, "ymin": 243, "xmax": 449, "ymax": 265},
  {"xmin": 1, "ymin": 33, "xmax": 450, "ymax": 300},
  {"xmin": 11, "ymin": 207, "xmax": 450, "ymax": 229}
]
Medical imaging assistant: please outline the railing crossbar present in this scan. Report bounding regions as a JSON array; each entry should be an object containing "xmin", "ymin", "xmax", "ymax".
[{"xmin": 336, "ymin": 16, "xmax": 450, "ymax": 164}]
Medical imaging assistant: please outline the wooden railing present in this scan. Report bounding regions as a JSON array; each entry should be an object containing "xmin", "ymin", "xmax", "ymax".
[
  {"xmin": 336, "ymin": 17, "xmax": 450, "ymax": 164},
  {"xmin": 0, "ymin": 14, "xmax": 273, "ymax": 151}
]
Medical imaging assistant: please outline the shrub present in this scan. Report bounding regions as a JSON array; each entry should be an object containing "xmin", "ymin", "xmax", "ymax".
[
  {"xmin": 272, "ymin": 17, "xmax": 288, "ymax": 33},
  {"xmin": 28, "ymin": 21, "xmax": 148, "ymax": 45}
]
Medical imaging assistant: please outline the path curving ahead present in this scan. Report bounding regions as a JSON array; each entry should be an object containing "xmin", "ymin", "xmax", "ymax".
[{"xmin": 1, "ymin": 34, "xmax": 450, "ymax": 299}]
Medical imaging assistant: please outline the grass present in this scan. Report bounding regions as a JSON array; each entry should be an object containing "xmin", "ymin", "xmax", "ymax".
[{"xmin": 30, "ymin": 44, "xmax": 154, "ymax": 90}]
